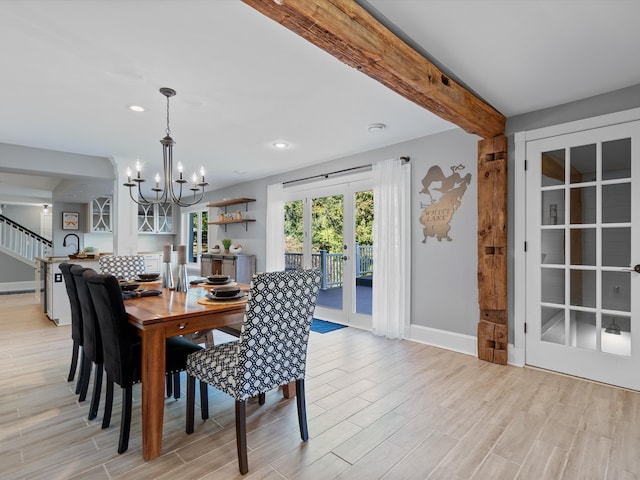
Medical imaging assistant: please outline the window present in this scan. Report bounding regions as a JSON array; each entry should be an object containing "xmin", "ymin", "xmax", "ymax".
[{"xmin": 181, "ymin": 206, "xmax": 208, "ymax": 265}]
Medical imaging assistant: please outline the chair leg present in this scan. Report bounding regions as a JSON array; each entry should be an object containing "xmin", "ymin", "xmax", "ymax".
[
  {"xmin": 166, "ymin": 374, "xmax": 173, "ymax": 397},
  {"xmin": 78, "ymin": 354, "xmax": 92, "ymax": 402},
  {"xmin": 118, "ymin": 386, "xmax": 132, "ymax": 454},
  {"xmin": 186, "ymin": 374, "xmax": 196, "ymax": 434},
  {"xmin": 236, "ymin": 400, "xmax": 248, "ymax": 475},
  {"xmin": 102, "ymin": 376, "xmax": 114, "ymax": 429},
  {"xmin": 296, "ymin": 379, "xmax": 309, "ymax": 442},
  {"xmin": 173, "ymin": 372, "xmax": 181, "ymax": 399},
  {"xmin": 68, "ymin": 340, "xmax": 80, "ymax": 381},
  {"xmin": 258, "ymin": 392, "xmax": 266, "ymax": 405},
  {"xmin": 75, "ymin": 350, "xmax": 87, "ymax": 395},
  {"xmin": 88, "ymin": 364, "xmax": 103, "ymax": 420},
  {"xmin": 199, "ymin": 381, "xmax": 209, "ymax": 420}
]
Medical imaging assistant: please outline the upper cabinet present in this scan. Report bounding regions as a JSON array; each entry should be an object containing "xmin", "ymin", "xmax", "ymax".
[
  {"xmin": 138, "ymin": 203, "xmax": 174, "ymax": 234},
  {"xmin": 207, "ymin": 198, "xmax": 256, "ymax": 231},
  {"xmin": 89, "ymin": 197, "xmax": 112, "ymax": 233}
]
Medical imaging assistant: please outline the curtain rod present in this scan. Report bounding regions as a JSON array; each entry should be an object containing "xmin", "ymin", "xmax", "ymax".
[{"xmin": 282, "ymin": 156, "xmax": 410, "ymax": 186}]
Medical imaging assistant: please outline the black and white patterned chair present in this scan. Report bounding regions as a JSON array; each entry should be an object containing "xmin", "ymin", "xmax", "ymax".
[
  {"xmin": 98, "ymin": 255, "xmax": 146, "ymax": 281},
  {"xmin": 185, "ymin": 269, "xmax": 321, "ymax": 475}
]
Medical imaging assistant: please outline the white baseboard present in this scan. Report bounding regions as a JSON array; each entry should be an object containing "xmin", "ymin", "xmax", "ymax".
[
  {"xmin": 409, "ymin": 324, "xmax": 523, "ymax": 367},
  {"xmin": 0, "ymin": 280, "xmax": 38, "ymax": 293}
]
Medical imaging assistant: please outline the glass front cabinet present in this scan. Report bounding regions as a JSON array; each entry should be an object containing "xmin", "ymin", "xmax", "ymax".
[
  {"xmin": 137, "ymin": 203, "xmax": 174, "ymax": 234},
  {"xmin": 89, "ymin": 196, "xmax": 112, "ymax": 233}
]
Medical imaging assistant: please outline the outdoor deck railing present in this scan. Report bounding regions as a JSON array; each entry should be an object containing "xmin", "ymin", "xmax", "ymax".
[{"xmin": 284, "ymin": 243, "xmax": 372, "ymax": 289}]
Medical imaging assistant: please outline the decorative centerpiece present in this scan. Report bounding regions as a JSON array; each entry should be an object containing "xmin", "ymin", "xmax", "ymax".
[
  {"xmin": 222, "ymin": 239, "xmax": 232, "ymax": 254},
  {"xmin": 209, "ymin": 244, "xmax": 221, "ymax": 254},
  {"xmin": 229, "ymin": 244, "xmax": 242, "ymax": 254}
]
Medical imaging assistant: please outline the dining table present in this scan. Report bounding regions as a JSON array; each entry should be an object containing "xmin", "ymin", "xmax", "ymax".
[{"xmin": 125, "ymin": 284, "xmax": 249, "ymax": 461}]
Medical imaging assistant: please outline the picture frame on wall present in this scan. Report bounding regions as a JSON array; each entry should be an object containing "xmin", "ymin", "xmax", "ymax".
[{"xmin": 62, "ymin": 212, "xmax": 79, "ymax": 230}]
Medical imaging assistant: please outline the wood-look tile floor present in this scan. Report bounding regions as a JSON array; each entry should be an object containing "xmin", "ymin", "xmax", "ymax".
[{"xmin": 2, "ymin": 293, "xmax": 640, "ymax": 479}]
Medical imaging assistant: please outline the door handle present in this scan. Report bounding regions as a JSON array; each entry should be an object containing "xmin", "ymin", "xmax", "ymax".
[{"xmin": 342, "ymin": 255, "xmax": 348, "ymax": 261}]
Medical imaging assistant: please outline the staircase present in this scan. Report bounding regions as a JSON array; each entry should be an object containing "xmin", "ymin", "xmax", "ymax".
[{"xmin": 0, "ymin": 215, "xmax": 52, "ymax": 265}]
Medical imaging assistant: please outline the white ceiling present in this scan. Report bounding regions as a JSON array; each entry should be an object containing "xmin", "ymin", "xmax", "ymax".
[{"xmin": 0, "ymin": 0, "xmax": 638, "ymax": 205}]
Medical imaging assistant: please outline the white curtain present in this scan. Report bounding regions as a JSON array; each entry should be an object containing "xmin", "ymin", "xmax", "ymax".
[
  {"xmin": 372, "ymin": 158, "xmax": 411, "ymax": 339},
  {"xmin": 265, "ymin": 183, "xmax": 285, "ymax": 272}
]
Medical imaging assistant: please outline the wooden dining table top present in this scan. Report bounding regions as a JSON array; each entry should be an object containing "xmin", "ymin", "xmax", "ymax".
[{"xmin": 124, "ymin": 284, "xmax": 250, "ymax": 328}]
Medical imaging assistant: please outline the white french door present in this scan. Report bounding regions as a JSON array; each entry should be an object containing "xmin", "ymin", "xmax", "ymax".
[
  {"xmin": 284, "ymin": 176, "xmax": 373, "ymax": 329},
  {"xmin": 525, "ymin": 120, "xmax": 640, "ymax": 389}
]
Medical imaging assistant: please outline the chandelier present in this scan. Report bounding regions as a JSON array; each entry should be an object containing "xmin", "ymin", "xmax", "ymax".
[{"xmin": 124, "ymin": 87, "xmax": 208, "ymax": 207}]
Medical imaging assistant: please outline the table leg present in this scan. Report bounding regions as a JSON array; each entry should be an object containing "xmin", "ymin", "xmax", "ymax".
[{"xmin": 140, "ymin": 328, "xmax": 166, "ymax": 460}]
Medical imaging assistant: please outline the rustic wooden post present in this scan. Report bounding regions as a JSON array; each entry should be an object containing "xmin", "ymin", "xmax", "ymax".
[{"xmin": 477, "ymin": 136, "xmax": 508, "ymax": 364}]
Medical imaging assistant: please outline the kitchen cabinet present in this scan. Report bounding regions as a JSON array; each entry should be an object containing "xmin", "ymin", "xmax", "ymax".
[
  {"xmin": 89, "ymin": 197, "xmax": 112, "ymax": 232},
  {"xmin": 207, "ymin": 198, "xmax": 256, "ymax": 231},
  {"xmin": 43, "ymin": 258, "xmax": 100, "ymax": 325},
  {"xmin": 141, "ymin": 253, "xmax": 162, "ymax": 273},
  {"xmin": 200, "ymin": 253, "xmax": 256, "ymax": 284},
  {"xmin": 138, "ymin": 203, "xmax": 174, "ymax": 234}
]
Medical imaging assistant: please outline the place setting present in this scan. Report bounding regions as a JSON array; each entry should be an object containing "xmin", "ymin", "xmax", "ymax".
[
  {"xmin": 119, "ymin": 277, "xmax": 163, "ymax": 299},
  {"xmin": 197, "ymin": 284, "xmax": 248, "ymax": 305}
]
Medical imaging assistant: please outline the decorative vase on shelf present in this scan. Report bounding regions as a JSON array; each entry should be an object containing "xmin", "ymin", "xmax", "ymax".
[{"xmin": 229, "ymin": 244, "xmax": 242, "ymax": 254}]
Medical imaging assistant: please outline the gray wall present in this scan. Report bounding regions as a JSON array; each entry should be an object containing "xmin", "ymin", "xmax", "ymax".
[{"xmin": 195, "ymin": 127, "xmax": 480, "ymax": 336}]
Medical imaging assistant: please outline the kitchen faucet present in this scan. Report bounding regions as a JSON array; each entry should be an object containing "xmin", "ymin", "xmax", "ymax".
[{"xmin": 62, "ymin": 233, "xmax": 80, "ymax": 255}]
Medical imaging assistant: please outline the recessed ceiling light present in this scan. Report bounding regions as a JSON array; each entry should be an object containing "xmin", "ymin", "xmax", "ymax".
[
  {"xmin": 367, "ymin": 123, "xmax": 386, "ymax": 132},
  {"xmin": 128, "ymin": 104, "xmax": 145, "ymax": 112},
  {"xmin": 272, "ymin": 141, "xmax": 290, "ymax": 149}
]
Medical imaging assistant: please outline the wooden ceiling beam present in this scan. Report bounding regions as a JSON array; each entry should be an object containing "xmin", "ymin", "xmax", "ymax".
[{"xmin": 241, "ymin": 0, "xmax": 505, "ymax": 139}]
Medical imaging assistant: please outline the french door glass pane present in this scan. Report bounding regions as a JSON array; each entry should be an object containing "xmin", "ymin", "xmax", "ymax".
[
  {"xmin": 542, "ymin": 190, "xmax": 565, "ymax": 225},
  {"xmin": 602, "ymin": 227, "xmax": 631, "ymax": 267},
  {"xmin": 284, "ymin": 200, "xmax": 304, "ymax": 270},
  {"xmin": 570, "ymin": 186, "xmax": 596, "ymax": 224},
  {"xmin": 541, "ymin": 268, "xmax": 565, "ymax": 304},
  {"xmin": 541, "ymin": 149, "xmax": 565, "ymax": 186},
  {"xmin": 355, "ymin": 190, "xmax": 373, "ymax": 315},
  {"xmin": 569, "ymin": 228, "xmax": 596, "ymax": 266},
  {"xmin": 569, "ymin": 310, "xmax": 596, "ymax": 350},
  {"xmin": 569, "ymin": 269, "xmax": 595, "ymax": 308},
  {"xmin": 602, "ymin": 271, "xmax": 631, "ymax": 312},
  {"xmin": 602, "ymin": 138, "xmax": 631, "ymax": 180},
  {"xmin": 569, "ymin": 144, "xmax": 596, "ymax": 183},
  {"xmin": 312, "ymin": 195, "xmax": 344, "ymax": 311},
  {"xmin": 602, "ymin": 315, "xmax": 631, "ymax": 356},
  {"xmin": 602, "ymin": 183, "xmax": 631, "ymax": 223},
  {"xmin": 541, "ymin": 306, "xmax": 565, "ymax": 344},
  {"xmin": 541, "ymin": 229, "xmax": 564, "ymax": 265}
]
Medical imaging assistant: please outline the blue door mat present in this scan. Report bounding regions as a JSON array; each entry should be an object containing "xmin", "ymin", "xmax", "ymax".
[{"xmin": 311, "ymin": 319, "xmax": 347, "ymax": 334}]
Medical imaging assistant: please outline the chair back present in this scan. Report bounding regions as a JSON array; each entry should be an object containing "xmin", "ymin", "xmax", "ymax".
[
  {"xmin": 83, "ymin": 270, "xmax": 140, "ymax": 387},
  {"xmin": 59, "ymin": 262, "xmax": 83, "ymax": 344},
  {"xmin": 99, "ymin": 255, "xmax": 146, "ymax": 280},
  {"xmin": 71, "ymin": 266, "xmax": 103, "ymax": 364},
  {"xmin": 235, "ymin": 269, "xmax": 320, "ymax": 400}
]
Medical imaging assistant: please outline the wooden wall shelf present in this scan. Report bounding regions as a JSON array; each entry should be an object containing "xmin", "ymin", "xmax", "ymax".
[
  {"xmin": 207, "ymin": 198, "xmax": 255, "ymax": 208},
  {"xmin": 208, "ymin": 198, "xmax": 256, "ymax": 231}
]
